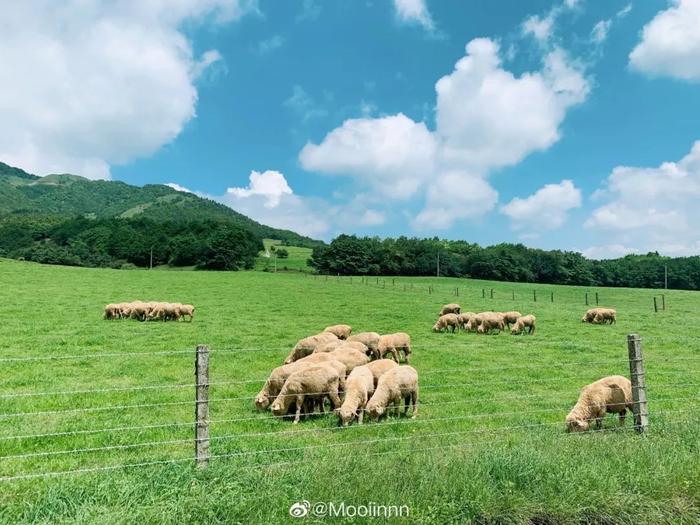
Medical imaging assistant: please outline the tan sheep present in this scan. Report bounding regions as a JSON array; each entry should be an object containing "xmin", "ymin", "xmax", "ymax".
[
  {"xmin": 284, "ymin": 332, "xmax": 339, "ymax": 364},
  {"xmin": 103, "ymin": 304, "xmax": 119, "ymax": 320},
  {"xmin": 582, "ymin": 308, "xmax": 616, "ymax": 324},
  {"xmin": 312, "ymin": 340, "xmax": 345, "ymax": 354},
  {"xmin": 366, "ymin": 365, "xmax": 419, "ymax": 421},
  {"xmin": 475, "ymin": 312, "xmax": 505, "ymax": 334},
  {"xmin": 336, "ymin": 365, "xmax": 375, "ymax": 426},
  {"xmin": 324, "ymin": 324, "xmax": 352, "ymax": 340},
  {"xmin": 510, "ymin": 314, "xmax": 536, "ymax": 335},
  {"xmin": 432, "ymin": 313, "xmax": 460, "ymax": 333},
  {"xmin": 178, "ymin": 304, "xmax": 195, "ymax": 321},
  {"xmin": 458, "ymin": 312, "xmax": 477, "ymax": 331},
  {"xmin": 439, "ymin": 303, "xmax": 461, "ymax": 316},
  {"xmin": 365, "ymin": 359, "xmax": 399, "ymax": 389},
  {"xmin": 270, "ymin": 364, "xmax": 343, "ymax": 424},
  {"xmin": 347, "ymin": 332, "xmax": 381, "ymax": 359},
  {"xmin": 377, "ymin": 332, "xmax": 411, "ymax": 363},
  {"xmin": 565, "ymin": 375, "xmax": 632, "ymax": 432},
  {"xmin": 128, "ymin": 301, "xmax": 149, "ymax": 321},
  {"xmin": 329, "ymin": 347, "xmax": 370, "ymax": 375},
  {"xmin": 501, "ymin": 311, "xmax": 522, "ymax": 329}
]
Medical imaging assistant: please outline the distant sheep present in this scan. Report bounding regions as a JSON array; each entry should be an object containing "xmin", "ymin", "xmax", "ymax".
[
  {"xmin": 366, "ymin": 365, "xmax": 418, "ymax": 421},
  {"xmin": 347, "ymin": 332, "xmax": 381, "ymax": 359},
  {"xmin": 178, "ymin": 304, "xmax": 195, "ymax": 322},
  {"xmin": 566, "ymin": 375, "xmax": 632, "ymax": 432},
  {"xmin": 324, "ymin": 324, "xmax": 352, "ymax": 340},
  {"xmin": 284, "ymin": 332, "xmax": 339, "ymax": 364},
  {"xmin": 103, "ymin": 304, "xmax": 120, "ymax": 320},
  {"xmin": 337, "ymin": 365, "xmax": 374, "ymax": 426},
  {"xmin": 475, "ymin": 312, "xmax": 505, "ymax": 334},
  {"xmin": 458, "ymin": 312, "xmax": 476, "ymax": 331},
  {"xmin": 582, "ymin": 308, "xmax": 616, "ymax": 325},
  {"xmin": 439, "ymin": 303, "xmax": 461, "ymax": 316},
  {"xmin": 377, "ymin": 332, "xmax": 411, "ymax": 363},
  {"xmin": 365, "ymin": 359, "xmax": 399, "ymax": 389},
  {"xmin": 510, "ymin": 315, "xmax": 536, "ymax": 335},
  {"xmin": 271, "ymin": 364, "xmax": 343, "ymax": 424},
  {"xmin": 433, "ymin": 313, "xmax": 460, "ymax": 333}
]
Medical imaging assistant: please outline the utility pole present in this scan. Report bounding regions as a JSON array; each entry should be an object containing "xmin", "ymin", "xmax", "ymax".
[
  {"xmin": 664, "ymin": 265, "xmax": 668, "ymax": 290},
  {"xmin": 149, "ymin": 247, "xmax": 153, "ymax": 270}
]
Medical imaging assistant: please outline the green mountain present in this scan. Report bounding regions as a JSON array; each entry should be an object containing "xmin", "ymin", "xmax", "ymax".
[{"xmin": 0, "ymin": 162, "xmax": 320, "ymax": 247}]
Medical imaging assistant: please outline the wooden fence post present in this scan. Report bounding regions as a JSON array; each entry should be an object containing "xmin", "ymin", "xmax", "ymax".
[
  {"xmin": 627, "ymin": 334, "xmax": 649, "ymax": 433},
  {"xmin": 585, "ymin": 292, "xmax": 588, "ymax": 305},
  {"xmin": 662, "ymin": 294, "xmax": 666, "ymax": 311},
  {"xmin": 456, "ymin": 287, "xmax": 459, "ymax": 297},
  {"xmin": 490, "ymin": 289, "xmax": 494, "ymax": 299},
  {"xmin": 195, "ymin": 344, "xmax": 210, "ymax": 468},
  {"xmin": 595, "ymin": 292, "xmax": 599, "ymax": 305},
  {"xmin": 551, "ymin": 292, "xmax": 554, "ymax": 303},
  {"xmin": 512, "ymin": 291, "xmax": 515, "ymax": 301},
  {"xmin": 653, "ymin": 297, "xmax": 658, "ymax": 313},
  {"xmin": 533, "ymin": 290, "xmax": 537, "ymax": 302},
  {"xmin": 482, "ymin": 289, "xmax": 485, "ymax": 298}
]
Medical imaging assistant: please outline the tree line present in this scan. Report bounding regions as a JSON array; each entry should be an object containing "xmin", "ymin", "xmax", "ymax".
[
  {"xmin": 308, "ymin": 235, "xmax": 700, "ymax": 290},
  {"xmin": 0, "ymin": 214, "xmax": 262, "ymax": 270}
]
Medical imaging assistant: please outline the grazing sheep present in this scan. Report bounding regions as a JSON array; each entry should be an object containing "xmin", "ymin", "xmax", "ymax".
[
  {"xmin": 284, "ymin": 332, "xmax": 339, "ymax": 364},
  {"xmin": 178, "ymin": 304, "xmax": 195, "ymax": 321},
  {"xmin": 377, "ymin": 332, "xmax": 411, "ymax": 363},
  {"xmin": 324, "ymin": 324, "xmax": 352, "ymax": 340},
  {"xmin": 337, "ymin": 365, "xmax": 375, "ymax": 426},
  {"xmin": 329, "ymin": 347, "xmax": 370, "ymax": 375},
  {"xmin": 439, "ymin": 303, "xmax": 461, "ymax": 316},
  {"xmin": 582, "ymin": 308, "xmax": 616, "ymax": 324},
  {"xmin": 128, "ymin": 301, "xmax": 149, "ymax": 321},
  {"xmin": 510, "ymin": 315, "xmax": 536, "ymax": 335},
  {"xmin": 103, "ymin": 304, "xmax": 119, "ymax": 320},
  {"xmin": 271, "ymin": 364, "xmax": 343, "ymax": 424},
  {"xmin": 312, "ymin": 340, "xmax": 345, "ymax": 354},
  {"xmin": 458, "ymin": 312, "xmax": 477, "ymax": 331},
  {"xmin": 433, "ymin": 313, "xmax": 460, "ymax": 333},
  {"xmin": 475, "ymin": 312, "xmax": 505, "ymax": 334},
  {"xmin": 365, "ymin": 359, "xmax": 399, "ymax": 389},
  {"xmin": 501, "ymin": 311, "xmax": 522, "ymax": 329},
  {"xmin": 565, "ymin": 375, "xmax": 632, "ymax": 432},
  {"xmin": 347, "ymin": 332, "xmax": 381, "ymax": 359},
  {"xmin": 366, "ymin": 365, "xmax": 419, "ymax": 421}
]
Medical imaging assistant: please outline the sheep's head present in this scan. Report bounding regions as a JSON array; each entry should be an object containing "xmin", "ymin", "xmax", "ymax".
[
  {"xmin": 565, "ymin": 417, "xmax": 589, "ymax": 433},
  {"xmin": 255, "ymin": 394, "xmax": 270, "ymax": 411},
  {"xmin": 270, "ymin": 400, "xmax": 285, "ymax": 417},
  {"xmin": 510, "ymin": 326, "xmax": 519, "ymax": 335},
  {"xmin": 336, "ymin": 406, "xmax": 356, "ymax": 426},
  {"xmin": 366, "ymin": 403, "xmax": 385, "ymax": 421},
  {"xmin": 431, "ymin": 323, "xmax": 440, "ymax": 332}
]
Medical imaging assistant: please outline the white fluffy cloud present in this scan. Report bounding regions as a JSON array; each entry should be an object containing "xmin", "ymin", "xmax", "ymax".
[
  {"xmin": 300, "ymin": 38, "xmax": 588, "ymax": 230},
  {"xmin": 500, "ymin": 179, "xmax": 582, "ymax": 231},
  {"xmin": 0, "ymin": 0, "xmax": 255, "ymax": 179},
  {"xmin": 300, "ymin": 114, "xmax": 437, "ymax": 199},
  {"xmin": 629, "ymin": 0, "xmax": 700, "ymax": 81},
  {"xmin": 227, "ymin": 170, "xmax": 293, "ymax": 208},
  {"xmin": 586, "ymin": 141, "xmax": 700, "ymax": 255},
  {"xmin": 393, "ymin": 0, "xmax": 434, "ymax": 31}
]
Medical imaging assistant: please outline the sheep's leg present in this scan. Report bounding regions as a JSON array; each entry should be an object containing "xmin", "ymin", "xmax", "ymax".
[
  {"xmin": 393, "ymin": 399, "xmax": 400, "ymax": 417},
  {"xmin": 318, "ymin": 397, "xmax": 325, "ymax": 414},
  {"xmin": 411, "ymin": 390, "xmax": 418, "ymax": 418},
  {"xmin": 357, "ymin": 409, "xmax": 364, "ymax": 425},
  {"xmin": 293, "ymin": 396, "xmax": 303, "ymax": 424},
  {"xmin": 328, "ymin": 387, "xmax": 342, "ymax": 410},
  {"xmin": 403, "ymin": 395, "xmax": 410, "ymax": 415},
  {"xmin": 403, "ymin": 349, "xmax": 410, "ymax": 364},
  {"xmin": 595, "ymin": 417, "xmax": 603, "ymax": 430},
  {"xmin": 391, "ymin": 348, "xmax": 400, "ymax": 363},
  {"xmin": 618, "ymin": 409, "xmax": 626, "ymax": 426}
]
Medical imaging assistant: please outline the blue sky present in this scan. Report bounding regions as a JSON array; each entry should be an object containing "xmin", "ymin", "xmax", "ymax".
[{"xmin": 2, "ymin": 0, "xmax": 700, "ymax": 257}]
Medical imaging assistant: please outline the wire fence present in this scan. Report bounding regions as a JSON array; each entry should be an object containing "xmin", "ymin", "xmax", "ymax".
[{"xmin": 0, "ymin": 335, "xmax": 696, "ymax": 483}]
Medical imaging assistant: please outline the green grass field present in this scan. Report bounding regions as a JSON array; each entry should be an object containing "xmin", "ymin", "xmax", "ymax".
[
  {"xmin": 254, "ymin": 239, "xmax": 313, "ymax": 273},
  {"xmin": 0, "ymin": 259, "xmax": 699, "ymax": 524}
]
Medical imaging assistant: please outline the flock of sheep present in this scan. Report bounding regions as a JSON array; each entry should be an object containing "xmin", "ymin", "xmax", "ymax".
[
  {"xmin": 432, "ymin": 303, "xmax": 536, "ymax": 335},
  {"xmin": 103, "ymin": 301, "xmax": 195, "ymax": 322},
  {"xmin": 255, "ymin": 325, "xmax": 418, "ymax": 425}
]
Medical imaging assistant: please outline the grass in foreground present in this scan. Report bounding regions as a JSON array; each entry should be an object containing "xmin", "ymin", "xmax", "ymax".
[{"xmin": 0, "ymin": 259, "xmax": 698, "ymax": 524}]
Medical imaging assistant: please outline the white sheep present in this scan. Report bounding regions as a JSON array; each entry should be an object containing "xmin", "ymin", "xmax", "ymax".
[
  {"xmin": 377, "ymin": 332, "xmax": 411, "ymax": 363},
  {"xmin": 324, "ymin": 324, "xmax": 352, "ymax": 339},
  {"xmin": 336, "ymin": 365, "xmax": 375, "ymax": 426},
  {"xmin": 270, "ymin": 364, "xmax": 343, "ymax": 423},
  {"xmin": 366, "ymin": 365, "xmax": 419, "ymax": 421},
  {"xmin": 432, "ymin": 313, "xmax": 460, "ymax": 333},
  {"xmin": 439, "ymin": 303, "xmax": 461, "ymax": 316},
  {"xmin": 347, "ymin": 332, "xmax": 381, "ymax": 359},
  {"xmin": 329, "ymin": 347, "xmax": 370, "ymax": 375},
  {"xmin": 365, "ymin": 359, "xmax": 399, "ymax": 389},
  {"xmin": 565, "ymin": 375, "xmax": 632, "ymax": 432},
  {"xmin": 284, "ymin": 332, "xmax": 339, "ymax": 364},
  {"xmin": 510, "ymin": 315, "xmax": 536, "ymax": 335}
]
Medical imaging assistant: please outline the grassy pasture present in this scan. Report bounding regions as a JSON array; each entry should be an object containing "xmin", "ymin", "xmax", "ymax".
[
  {"xmin": 0, "ymin": 258, "xmax": 699, "ymax": 524},
  {"xmin": 255, "ymin": 239, "xmax": 313, "ymax": 273}
]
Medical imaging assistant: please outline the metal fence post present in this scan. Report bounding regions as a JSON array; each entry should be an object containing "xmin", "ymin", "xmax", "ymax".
[
  {"xmin": 627, "ymin": 334, "xmax": 649, "ymax": 433},
  {"xmin": 195, "ymin": 344, "xmax": 210, "ymax": 468}
]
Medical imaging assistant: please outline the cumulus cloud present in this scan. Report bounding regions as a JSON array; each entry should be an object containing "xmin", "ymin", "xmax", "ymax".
[
  {"xmin": 0, "ymin": 0, "xmax": 255, "ymax": 179},
  {"xmin": 580, "ymin": 244, "xmax": 640, "ymax": 260},
  {"xmin": 393, "ymin": 0, "xmax": 435, "ymax": 31},
  {"xmin": 300, "ymin": 38, "xmax": 589, "ymax": 230},
  {"xmin": 227, "ymin": 170, "xmax": 293, "ymax": 208},
  {"xmin": 166, "ymin": 182, "xmax": 194, "ymax": 193},
  {"xmin": 500, "ymin": 180, "xmax": 582, "ymax": 231},
  {"xmin": 586, "ymin": 141, "xmax": 700, "ymax": 255},
  {"xmin": 629, "ymin": 0, "xmax": 700, "ymax": 81}
]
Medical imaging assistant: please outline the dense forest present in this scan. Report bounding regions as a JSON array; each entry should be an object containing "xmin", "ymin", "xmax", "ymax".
[
  {"xmin": 309, "ymin": 235, "xmax": 700, "ymax": 290},
  {"xmin": 0, "ymin": 214, "xmax": 262, "ymax": 270}
]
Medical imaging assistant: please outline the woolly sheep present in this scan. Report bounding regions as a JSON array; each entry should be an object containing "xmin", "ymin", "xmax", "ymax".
[
  {"xmin": 284, "ymin": 332, "xmax": 339, "ymax": 364},
  {"xmin": 458, "ymin": 312, "xmax": 477, "ymax": 331},
  {"xmin": 347, "ymin": 332, "xmax": 381, "ymax": 359},
  {"xmin": 103, "ymin": 304, "xmax": 119, "ymax": 320},
  {"xmin": 336, "ymin": 365, "xmax": 375, "ymax": 426},
  {"xmin": 329, "ymin": 347, "xmax": 370, "ymax": 375},
  {"xmin": 255, "ymin": 356, "xmax": 346, "ymax": 411},
  {"xmin": 324, "ymin": 324, "xmax": 352, "ymax": 340},
  {"xmin": 365, "ymin": 359, "xmax": 399, "ymax": 389},
  {"xmin": 510, "ymin": 315, "xmax": 536, "ymax": 335},
  {"xmin": 475, "ymin": 312, "xmax": 505, "ymax": 334},
  {"xmin": 312, "ymin": 340, "xmax": 345, "ymax": 354},
  {"xmin": 271, "ymin": 364, "xmax": 344, "ymax": 423},
  {"xmin": 582, "ymin": 308, "xmax": 616, "ymax": 324},
  {"xmin": 501, "ymin": 311, "xmax": 522, "ymax": 329},
  {"xmin": 565, "ymin": 375, "xmax": 632, "ymax": 432},
  {"xmin": 432, "ymin": 313, "xmax": 460, "ymax": 333},
  {"xmin": 178, "ymin": 304, "xmax": 195, "ymax": 321},
  {"xmin": 366, "ymin": 365, "xmax": 419, "ymax": 421},
  {"xmin": 439, "ymin": 303, "xmax": 461, "ymax": 316},
  {"xmin": 377, "ymin": 332, "xmax": 411, "ymax": 363}
]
